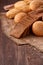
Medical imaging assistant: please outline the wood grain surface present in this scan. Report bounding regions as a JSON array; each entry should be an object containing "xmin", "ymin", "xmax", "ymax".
[{"xmin": 0, "ymin": 0, "xmax": 43, "ymax": 65}]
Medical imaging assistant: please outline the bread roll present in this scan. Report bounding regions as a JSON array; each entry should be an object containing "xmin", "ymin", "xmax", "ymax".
[
  {"xmin": 21, "ymin": 5, "xmax": 31, "ymax": 12},
  {"xmin": 14, "ymin": 12, "xmax": 27, "ymax": 23},
  {"xmin": 14, "ymin": 1, "xmax": 31, "ymax": 12},
  {"xmin": 29, "ymin": 0, "xmax": 43, "ymax": 10},
  {"xmin": 32, "ymin": 21, "xmax": 43, "ymax": 36},
  {"xmin": 24, "ymin": 0, "xmax": 33, "ymax": 4},
  {"xmin": 14, "ymin": 1, "xmax": 27, "ymax": 9},
  {"xmin": 6, "ymin": 8, "xmax": 21, "ymax": 18}
]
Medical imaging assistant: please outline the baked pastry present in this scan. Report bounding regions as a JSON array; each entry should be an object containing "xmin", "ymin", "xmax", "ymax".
[
  {"xmin": 24, "ymin": 0, "xmax": 33, "ymax": 4},
  {"xmin": 14, "ymin": 1, "xmax": 27, "ymax": 9},
  {"xmin": 21, "ymin": 5, "xmax": 31, "ymax": 12},
  {"xmin": 14, "ymin": 1, "xmax": 31, "ymax": 12},
  {"xmin": 14, "ymin": 12, "xmax": 27, "ymax": 23},
  {"xmin": 29, "ymin": 0, "xmax": 43, "ymax": 10},
  {"xmin": 32, "ymin": 21, "xmax": 43, "ymax": 36},
  {"xmin": 6, "ymin": 8, "xmax": 21, "ymax": 18}
]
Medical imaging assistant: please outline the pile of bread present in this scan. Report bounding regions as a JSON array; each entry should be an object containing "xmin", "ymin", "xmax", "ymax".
[{"xmin": 4, "ymin": 0, "xmax": 43, "ymax": 38}]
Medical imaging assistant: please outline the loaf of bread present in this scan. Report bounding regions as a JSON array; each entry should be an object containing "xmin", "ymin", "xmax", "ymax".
[
  {"xmin": 32, "ymin": 21, "xmax": 43, "ymax": 36},
  {"xmin": 29, "ymin": 0, "xmax": 43, "ymax": 10},
  {"xmin": 21, "ymin": 5, "xmax": 31, "ymax": 12},
  {"xmin": 24, "ymin": 0, "xmax": 33, "ymax": 4},
  {"xmin": 14, "ymin": 1, "xmax": 27, "ymax": 8},
  {"xmin": 14, "ymin": 1, "xmax": 31, "ymax": 12},
  {"xmin": 6, "ymin": 8, "xmax": 21, "ymax": 18},
  {"xmin": 14, "ymin": 12, "xmax": 27, "ymax": 23}
]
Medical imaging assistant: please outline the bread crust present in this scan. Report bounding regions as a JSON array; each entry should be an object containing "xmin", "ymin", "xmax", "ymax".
[
  {"xmin": 32, "ymin": 21, "xmax": 43, "ymax": 36},
  {"xmin": 14, "ymin": 12, "xmax": 27, "ymax": 23},
  {"xmin": 6, "ymin": 8, "xmax": 21, "ymax": 18},
  {"xmin": 29, "ymin": 0, "xmax": 43, "ymax": 10},
  {"xmin": 14, "ymin": 1, "xmax": 31, "ymax": 12},
  {"xmin": 24, "ymin": 0, "xmax": 33, "ymax": 4},
  {"xmin": 14, "ymin": 1, "xmax": 27, "ymax": 8}
]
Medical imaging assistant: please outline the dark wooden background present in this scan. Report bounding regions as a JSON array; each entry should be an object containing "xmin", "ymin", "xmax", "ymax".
[
  {"xmin": 0, "ymin": 0, "xmax": 20, "ymax": 12},
  {"xmin": 0, "ymin": 0, "xmax": 43, "ymax": 65}
]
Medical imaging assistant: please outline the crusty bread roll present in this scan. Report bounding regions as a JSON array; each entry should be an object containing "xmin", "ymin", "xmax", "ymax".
[
  {"xmin": 14, "ymin": 1, "xmax": 31, "ymax": 12},
  {"xmin": 29, "ymin": 0, "xmax": 43, "ymax": 10},
  {"xmin": 14, "ymin": 1, "xmax": 27, "ymax": 9},
  {"xmin": 21, "ymin": 5, "xmax": 31, "ymax": 12},
  {"xmin": 24, "ymin": 0, "xmax": 33, "ymax": 4},
  {"xmin": 32, "ymin": 21, "xmax": 43, "ymax": 36},
  {"xmin": 6, "ymin": 8, "xmax": 21, "ymax": 18},
  {"xmin": 14, "ymin": 12, "xmax": 27, "ymax": 23}
]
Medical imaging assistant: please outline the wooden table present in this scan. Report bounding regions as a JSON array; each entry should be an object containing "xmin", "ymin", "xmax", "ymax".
[{"xmin": 0, "ymin": 0, "xmax": 43, "ymax": 65}]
